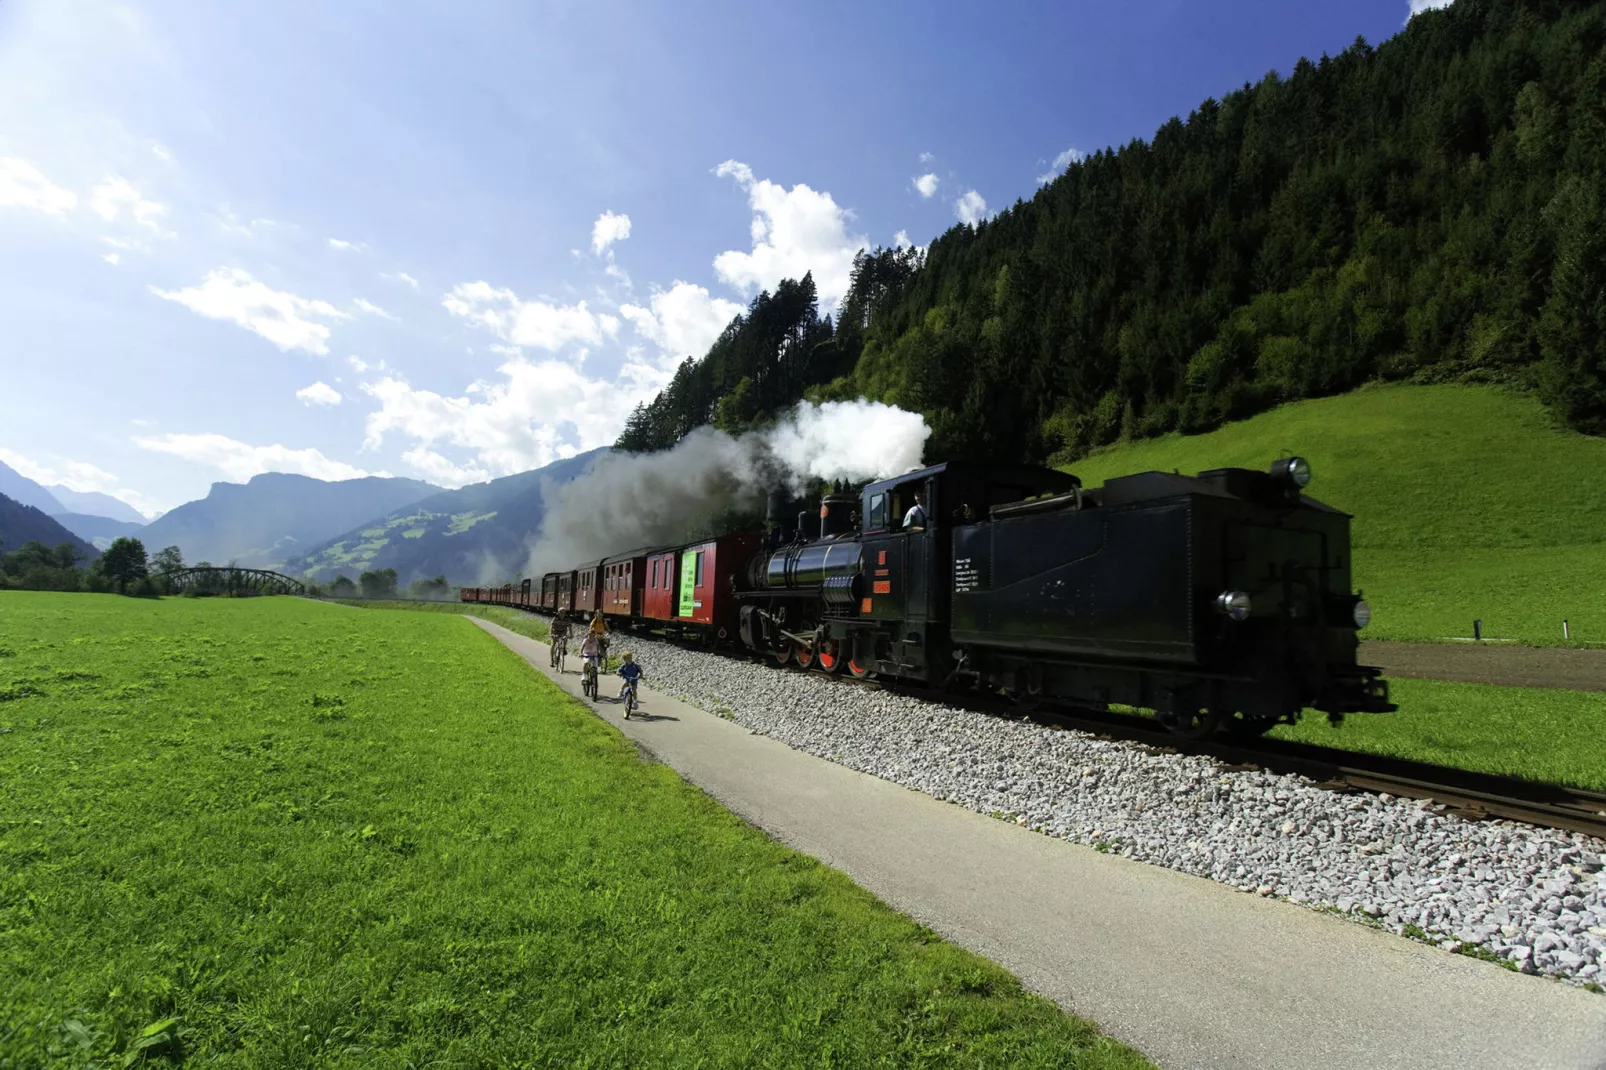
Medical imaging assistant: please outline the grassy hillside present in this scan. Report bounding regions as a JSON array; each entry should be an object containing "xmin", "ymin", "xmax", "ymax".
[
  {"xmin": 289, "ymin": 449, "xmax": 603, "ymax": 586},
  {"xmin": 1067, "ymin": 384, "xmax": 1606, "ymax": 646}
]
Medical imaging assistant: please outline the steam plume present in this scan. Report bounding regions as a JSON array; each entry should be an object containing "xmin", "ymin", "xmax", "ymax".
[{"xmin": 525, "ymin": 400, "xmax": 929, "ymax": 574}]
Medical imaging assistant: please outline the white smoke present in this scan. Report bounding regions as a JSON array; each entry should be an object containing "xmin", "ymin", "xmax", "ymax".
[{"xmin": 525, "ymin": 400, "xmax": 930, "ymax": 575}]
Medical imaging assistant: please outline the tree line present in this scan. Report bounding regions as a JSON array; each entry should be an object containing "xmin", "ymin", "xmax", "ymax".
[
  {"xmin": 1, "ymin": 537, "xmax": 180, "ymax": 596},
  {"xmin": 619, "ymin": 0, "xmax": 1606, "ymax": 465}
]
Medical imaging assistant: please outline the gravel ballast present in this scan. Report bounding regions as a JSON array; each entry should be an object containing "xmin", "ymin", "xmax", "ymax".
[{"xmin": 609, "ymin": 633, "xmax": 1606, "ymax": 989}]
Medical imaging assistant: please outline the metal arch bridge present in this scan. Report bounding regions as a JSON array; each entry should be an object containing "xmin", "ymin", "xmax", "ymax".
[{"xmin": 164, "ymin": 567, "xmax": 307, "ymax": 596}]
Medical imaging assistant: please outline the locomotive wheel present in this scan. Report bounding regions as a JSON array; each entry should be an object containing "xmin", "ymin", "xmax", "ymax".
[
  {"xmin": 795, "ymin": 642, "xmax": 814, "ymax": 669},
  {"xmin": 1157, "ymin": 707, "xmax": 1223, "ymax": 740},
  {"xmin": 771, "ymin": 645, "xmax": 793, "ymax": 667},
  {"xmin": 845, "ymin": 656, "xmax": 872, "ymax": 679},
  {"xmin": 1226, "ymin": 714, "xmax": 1280, "ymax": 738},
  {"xmin": 815, "ymin": 638, "xmax": 843, "ymax": 675}
]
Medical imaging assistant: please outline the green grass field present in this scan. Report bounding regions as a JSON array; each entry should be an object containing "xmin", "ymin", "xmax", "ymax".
[
  {"xmin": 1268, "ymin": 677, "xmax": 1606, "ymax": 791},
  {"xmin": 0, "ymin": 593, "xmax": 1145, "ymax": 1069},
  {"xmin": 1068, "ymin": 384, "xmax": 1606, "ymax": 647}
]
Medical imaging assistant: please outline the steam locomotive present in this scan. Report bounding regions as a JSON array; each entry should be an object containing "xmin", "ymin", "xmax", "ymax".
[{"xmin": 462, "ymin": 457, "xmax": 1394, "ymax": 737}]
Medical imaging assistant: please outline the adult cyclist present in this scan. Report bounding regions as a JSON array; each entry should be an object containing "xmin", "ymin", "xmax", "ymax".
[{"xmin": 549, "ymin": 609, "xmax": 572, "ymax": 669}]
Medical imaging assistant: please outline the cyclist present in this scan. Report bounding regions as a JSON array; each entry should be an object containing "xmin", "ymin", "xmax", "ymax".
[
  {"xmin": 588, "ymin": 610, "xmax": 610, "ymax": 661},
  {"xmin": 549, "ymin": 609, "xmax": 572, "ymax": 668},
  {"xmin": 617, "ymin": 651, "xmax": 643, "ymax": 712},
  {"xmin": 580, "ymin": 631, "xmax": 604, "ymax": 683}
]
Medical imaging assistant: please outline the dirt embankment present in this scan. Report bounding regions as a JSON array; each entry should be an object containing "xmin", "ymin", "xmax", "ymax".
[{"xmin": 1360, "ymin": 641, "xmax": 1606, "ymax": 692}]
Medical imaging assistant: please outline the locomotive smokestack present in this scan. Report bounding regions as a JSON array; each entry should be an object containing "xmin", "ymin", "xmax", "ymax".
[{"xmin": 766, "ymin": 488, "xmax": 790, "ymax": 530}]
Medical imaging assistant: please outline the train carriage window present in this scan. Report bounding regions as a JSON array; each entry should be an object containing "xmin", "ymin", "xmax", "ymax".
[
  {"xmin": 694, "ymin": 551, "xmax": 704, "ymax": 588},
  {"xmin": 651, "ymin": 559, "xmax": 659, "ymax": 588}
]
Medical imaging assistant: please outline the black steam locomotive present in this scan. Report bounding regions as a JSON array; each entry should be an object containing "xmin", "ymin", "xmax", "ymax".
[{"xmin": 734, "ymin": 457, "xmax": 1393, "ymax": 736}]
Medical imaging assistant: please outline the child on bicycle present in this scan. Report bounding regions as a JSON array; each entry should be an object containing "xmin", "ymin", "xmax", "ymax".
[
  {"xmin": 580, "ymin": 633, "xmax": 603, "ymax": 676},
  {"xmin": 617, "ymin": 651, "xmax": 643, "ymax": 701}
]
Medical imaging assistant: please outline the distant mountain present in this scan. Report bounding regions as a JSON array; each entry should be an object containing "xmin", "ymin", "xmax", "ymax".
[
  {"xmin": 47, "ymin": 487, "xmax": 148, "ymax": 524},
  {"xmin": 0, "ymin": 493, "xmax": 98, "ymax": 561},
  {"xmin": 0, "ymin": 459, "xmax": 65, "ymax": 514},
  {"xmin": 137, "ymin": 472, "xmax": 442, "ymax": 569},
  {"xmin": 287, "ymin": 449, "xmax": 604, "ymax": 586},
  {"xmin": 52, "ymin": 512, "xmax": 147, "ymax": 551}
]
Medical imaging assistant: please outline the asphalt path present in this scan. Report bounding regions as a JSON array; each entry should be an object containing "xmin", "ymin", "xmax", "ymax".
[{"xmin": 472, "ymin": 617, "xmax": 1606, "ymax": 1070}]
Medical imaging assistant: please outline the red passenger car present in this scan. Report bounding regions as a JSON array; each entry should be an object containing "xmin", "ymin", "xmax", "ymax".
[
  {"xmin": 669, "ymin": 532, "xmax": 763, "ymax": 639},
  {"xmin": 540, "ymin": 573, "xmax": 558, "ymax": 611},
  {"xmin": 601, "ymin": 548, "xmax": 655, "ymax": 620},
  {"xmin": 642, "ymin": 549, "xmax": 679, "ymax": 621},
  {"xmin": 573, "ymin": 562, "xmax": 602, "ymax": 616}
]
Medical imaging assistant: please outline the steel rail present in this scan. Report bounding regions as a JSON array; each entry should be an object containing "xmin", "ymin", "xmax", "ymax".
[{"xmin": 467, "ymin": 599, "xmax": 1606, "ymax": 840}]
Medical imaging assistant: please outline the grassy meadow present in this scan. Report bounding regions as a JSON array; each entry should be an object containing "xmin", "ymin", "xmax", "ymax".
[
  {"xmin": 1268, "ymin": 677, "xmax": 1606, "ymax": 791},
  {"xmin": 0, "ymin": 592, "xmax": 1146, "ymax": 1069},
  {"xmin": 1068, "ymin": 384, "xmax": 1606, "ymax": 647}
]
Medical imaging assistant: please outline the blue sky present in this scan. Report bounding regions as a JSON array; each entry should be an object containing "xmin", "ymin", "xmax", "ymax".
[{"xmin": 0, "ymin": 0, "xmax": 1448, "ymax": 517}]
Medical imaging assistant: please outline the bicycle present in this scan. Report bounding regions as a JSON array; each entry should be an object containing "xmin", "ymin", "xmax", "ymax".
[
  {"xmin": 549, "ymin": 631, "xmax": 569, "ymax": 672},
  {"xmin": 620, "ymin": 677, "xmax": 640, "ymax": 719},
  {"xmin": 581, "ymin": 656, "xmax": 599, "ymax": 701}
]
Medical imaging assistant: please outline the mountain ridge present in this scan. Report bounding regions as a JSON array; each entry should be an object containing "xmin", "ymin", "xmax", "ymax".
[
  {"xmin": 0, "ymin": 493, "xmax": 99, "ymax": 561},
  {"xmin": 137, "ymin": 472, "xmax": 442, "ymax": 569},
  {"xmin": 288, "ymin": 449, "xmax": 606, "ymax": 586}
]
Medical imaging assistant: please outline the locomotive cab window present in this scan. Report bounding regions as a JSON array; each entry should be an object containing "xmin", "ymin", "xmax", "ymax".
[
  {"xmin": 894, "ymin": 481, "xmax": 930, "ymax": 531},
  {"xmin": 866, "ymin": 492, "xmax": 888, "ymax": 533}
]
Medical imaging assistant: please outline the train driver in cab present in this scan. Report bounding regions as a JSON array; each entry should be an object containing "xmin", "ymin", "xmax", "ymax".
[{"xmin": 903, "ymin": 489, "xmax": 927, "ymax": 531}]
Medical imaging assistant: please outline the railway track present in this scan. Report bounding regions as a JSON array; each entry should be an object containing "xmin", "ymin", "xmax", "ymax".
[
  {"xmin": 488, "ymin": 605, "xmax": 1606, "ymax": 841},
  {"xmin": 973, "ymin": 702, "xmax": 1606, "ymax": 842}
]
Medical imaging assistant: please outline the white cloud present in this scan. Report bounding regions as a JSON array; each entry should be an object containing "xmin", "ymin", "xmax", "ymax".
[
  {"xmin": 0, "ymin": 158, "xmax": 77, "ymax": 215},
  {"xmin": 328, "ymin": 237, "xmax": 364, "ymax": 251},
  {"xmin": 0, "ymin": 447, "xmax": 117, "ymax": 493},
  {"xmin": 363, "ymin": 351, "xmax": 669, "ymax": 479},
  {"xmin": 89, "ymin": 177, "xmax": 166, "ymax": 230},
  {"xmin": 442, "ymin": 281, "xmax": 619, "ymax": 351},
  {"xmin": 102, "ymin": 252, "xmax": 121, "ymax": 266},
  {"xmin": 893, "ymin": 230, "xmax": 912, "ymax": 250},
  {"xmin": 135, "ymin": 433, "xmax": 378, "ymax": 483},
  {"xmin": 347, "ymin": 355, "xmax": 369, "ymax": 373},
  {"xmin": 353, "ymin": 297, "xmax": 395, "ymax": 320},
  {"xmin": 0, "ymin": 446, "xmax": 162, "ymax": 518},
  {"xmin": 919, "ymin": 152, "xmax": 935, "ymax": 165},
  {"xmin": 954, "ymin": 189, "xmax": 988, "ymax": 226},
  {"xmin": 620, "ymin": 281, "xmax": 744, "ymax": 359},
  {"xmin": 913, "ymin": 173, "xmax": 939, "ymax": 198},
  {"xmin": 151, "ymin": 144, "xmax": 173, "ymax": 162},
  {"xmin": 296, "ymin": 381, "xmax": 342, "ymax": 406},
  {"xmin": 216, "ymin": 212, "xmax": 279, "ymax": 238},
  {"xmin": 711, "ymin": 160, "xmax": 869, "ymax": 310},
  {"xmin": 400, "ymin": 447, "xmax": 490, "ymax": 488},
  {"xmin": 150, "ymin": 268, "xmax": 350, "ymax": 354},
  {"xmin": 1408, "ymin": 0, "xmax": 1452, "ymax": 16},
  {"xmin": 1036, "ymin": 147, "xmax": 1086, "ymax": 185},
  {"xmin": 382, "ymin": 271, "xmax": 420, "ymax": 290},
  {"xmin": 591, "ymin": 210, "xmax": 632, "ymax": 255}
]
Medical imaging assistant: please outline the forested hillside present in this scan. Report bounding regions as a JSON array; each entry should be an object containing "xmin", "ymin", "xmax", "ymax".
[{"xmin": 620, "ymin": 0, "xmax": 1606, "ymax": 464}]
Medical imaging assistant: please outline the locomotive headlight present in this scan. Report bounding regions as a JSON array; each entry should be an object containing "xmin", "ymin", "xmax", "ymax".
[
  {"xmin": 1353, "ymin": 599, "xmax": 1372, "ymax": 629},
  {"xmin": 1270, "ymin": 456, "xmax": 1313, "ymax": 488},
  {"xmin": 1216, "ymin": 590, "xmax": 1252, "ymax": 621}
]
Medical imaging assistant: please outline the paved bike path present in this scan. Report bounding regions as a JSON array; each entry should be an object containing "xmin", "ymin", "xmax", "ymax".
[{"xmin": 471, "ymin": 617, "xmax": 1606, "ymax": 1070}]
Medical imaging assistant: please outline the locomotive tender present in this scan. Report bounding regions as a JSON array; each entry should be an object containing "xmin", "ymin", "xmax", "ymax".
[{"xmin": 462, "ymin": 457, "xmax": 1394, "ymax": 736}]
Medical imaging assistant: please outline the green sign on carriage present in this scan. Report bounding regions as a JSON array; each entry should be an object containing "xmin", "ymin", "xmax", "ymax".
[{"xmin": 678, "ymin": 549, "xmax": 697, "ymax": 618}]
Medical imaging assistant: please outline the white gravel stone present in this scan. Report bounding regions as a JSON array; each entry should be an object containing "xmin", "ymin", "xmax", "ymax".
[{"xmin": 616, "ymin": 632, "xmax": 1606, "ymax": 990}]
